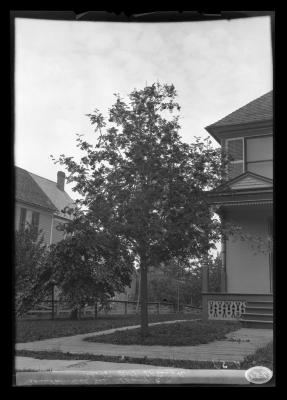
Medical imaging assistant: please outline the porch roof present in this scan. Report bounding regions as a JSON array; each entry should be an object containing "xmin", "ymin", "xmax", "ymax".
[{"xmin": 207, "ymin": 188, "xmax": 273, "ymax": 206}]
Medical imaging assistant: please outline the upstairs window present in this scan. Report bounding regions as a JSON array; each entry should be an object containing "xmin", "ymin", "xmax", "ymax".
[
  {"xmin": 226, "ymin": 138, "xmax": 244, "ymax": 179},
  {"xmin": 246, "ymin": 136, "xmax": 273, "ymax": 179}
]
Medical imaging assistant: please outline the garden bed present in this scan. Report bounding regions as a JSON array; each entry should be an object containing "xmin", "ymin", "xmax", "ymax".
[
  {"xmin": 16, "ymin": 312, "xmax": 200, "ymax": 343},
  {"xmin": 84, "ymin": 320, "xmax": 240, "ymax": 346}
]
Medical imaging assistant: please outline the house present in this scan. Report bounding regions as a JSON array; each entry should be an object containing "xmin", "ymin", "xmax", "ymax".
[
  {"xmin": 15, "ymin": 166, "xmax": 74, "ymax": 245},
  {"xmin": 202, "ymin": 91, "xmax": 273, "ymax": 327}
]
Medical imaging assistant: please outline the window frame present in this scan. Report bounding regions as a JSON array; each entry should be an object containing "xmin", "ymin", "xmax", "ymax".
[
  {"xmin": 225, "ymin": 134, "xmax": 273, "ymax": 180},
  {"xmin": 19, "ymin": 207, "xmax": 27, "ymax": 232},
  {"xmin": 31, "ymin": 211, "xmax": 40, "ymax": 235},
  {"xmin": 225, "ymin": 137, "xmax": 245, "ymax": 178},
  {"xmin": 245, "ymin": 134, "xmax": 273, "ymax": 175}
]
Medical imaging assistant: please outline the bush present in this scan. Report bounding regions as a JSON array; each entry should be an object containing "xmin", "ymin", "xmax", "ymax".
[{"xmin": 15, "ymin": 226, "xmax": 52, "ymax": 317}]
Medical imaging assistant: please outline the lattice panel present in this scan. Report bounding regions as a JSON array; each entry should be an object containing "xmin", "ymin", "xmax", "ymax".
[{"xmin": 208, "ymin": 300, "xmax": 246, "ymax": 320}]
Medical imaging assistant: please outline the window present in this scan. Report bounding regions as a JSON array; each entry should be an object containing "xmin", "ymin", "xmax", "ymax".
[
  {"xmin": 19, "ymin": 208, "xmax": 27, "ymax": 232},
  {"xmin": 226, "ymin": 138, "xmax": 244, "ymax": 179},
  {"xmin": 246, "ymin": 136, "xmax": 273, "ymax": 179},
  {"xmin": 31, "ymin": 211, "xmax": 40, "ymax": 235},
  {"xmin": 225, "ymin": 135, "xmax": 273, "ymax": 180}
]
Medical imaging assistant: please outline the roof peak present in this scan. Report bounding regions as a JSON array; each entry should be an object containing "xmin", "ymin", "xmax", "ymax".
[{"xmin": 206, "ymin": 90, "xmax": 273, "ymax": 131}]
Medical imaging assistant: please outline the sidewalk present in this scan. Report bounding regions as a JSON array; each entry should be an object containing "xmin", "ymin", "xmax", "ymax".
[
  {"xmin": 15, "ymin": 368, "xmax": 250, "ymax": 386},
  {"xmin": 15, "ymin": 356, "xmax": 250, "ymax": 386},
  {"xmin": 16, "ymin": 320, "xmax": 273, "ymax": 363}
]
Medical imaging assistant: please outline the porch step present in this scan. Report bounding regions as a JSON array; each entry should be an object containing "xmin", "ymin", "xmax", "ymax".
[
  {"xmin": 246, "ymin": 307, "xmax": 273, "ymax": 314},
  {"xmin": 240, "ymin": 299, "xmax": 273, "ymax": 328},
  {"xmin": 242, "ymin": 313, "xmax": 273, "ymax": 321},
  {"xmin": 240, "ymin": 319, "xmax": 273, "ymax": 329}
]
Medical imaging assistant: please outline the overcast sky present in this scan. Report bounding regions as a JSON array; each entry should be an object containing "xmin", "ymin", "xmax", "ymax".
[{"xmin": 15, "ymin": 16, "xmax": 272, "ymax": 199}]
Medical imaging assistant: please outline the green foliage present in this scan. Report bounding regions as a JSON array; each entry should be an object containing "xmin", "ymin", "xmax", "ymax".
[
  {"xmin": 52, "ymin": 82, "xmax": 228, "ymax": 267},
  {"xmin": 16, "ymin": 313, "xmax": 198, "ymax": 343},
  {"xmin": 15, "ymin": 226, "xmax": 52, "ymax": 318},
  {"xmin": 147, "ymin": 255, "xmax": 222, "ymax": 307},
  {"xmin": 51, "ymin": 82, "xmax": 230, "ymax": 333},
  {"xmin": 48, "ymin": 230, "xmax": 134, "ymax": 314},
  {"xmin": 84, "ymin": 320, "xmax": 240, "ymax": 346}
]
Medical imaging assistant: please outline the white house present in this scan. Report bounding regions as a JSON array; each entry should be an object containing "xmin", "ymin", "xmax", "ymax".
[
  {"xmin": 202, "ymin": 91, "xmax": 273, "ymax": 328},
  {"xmin": 15, "ymin": 166, "xmax": 74, "ymax": 245}
]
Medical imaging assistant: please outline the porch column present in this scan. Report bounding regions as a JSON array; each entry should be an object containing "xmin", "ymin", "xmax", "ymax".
[
  {"xmin": 220, "ymin": 210, "xmax": 227, "ymax": 292},
  {"xmin": 202, "ymin": 261, "xmax": 209, "ymax": 321}
]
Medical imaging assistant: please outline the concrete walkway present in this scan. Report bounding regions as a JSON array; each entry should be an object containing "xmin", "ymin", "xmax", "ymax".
[
  {"xmin": 16, "ymin": 320, "xmax": 273, "ymax": 363},
  {"xmin": 15, "ymin": 368, "xmax": 251, "ymax": 385}
]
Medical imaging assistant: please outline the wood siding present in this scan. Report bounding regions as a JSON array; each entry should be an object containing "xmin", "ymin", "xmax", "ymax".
[
  {"xmin": 230, "ymin": 176, "xmax": 273, "ymax": 190},
  {"xmin": 52, "ymin": 217, "xmax": 67, "ymax": 244},
  {"xmin": 15, "ymin": 202, "xmax": 52, "ymax": 246},
  {"xmin": 225, "ymin": 205, "xmax": 273, "ymax": 294}
]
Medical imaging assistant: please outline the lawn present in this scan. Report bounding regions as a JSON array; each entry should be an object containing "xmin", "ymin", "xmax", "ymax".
[
  {"xmin": 241, "ymin": 341, "xmax": 273, "ymax": 371},
  {"xmin": 84, "ymin": 320, "xmax": 240, "ymax": 346},
  {"xmin": 16, "ymin": 312, "xmax": 200, "ymax": 343}
]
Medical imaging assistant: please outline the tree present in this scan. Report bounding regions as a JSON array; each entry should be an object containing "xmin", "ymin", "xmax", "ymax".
[
  {"xmin": 48, "ymin": 228, "xmax": 134, "ymax": 319},
  {"xmin": 15, "ymin": 226, "xmax": 52, "ymax": 318},
  {"xmin": 52, "ymin": 82, "xmax": 229, "ymax": 336},
  {"xmin": 147, "ymin": 255, "xmax": 222, "ymax": 308}
]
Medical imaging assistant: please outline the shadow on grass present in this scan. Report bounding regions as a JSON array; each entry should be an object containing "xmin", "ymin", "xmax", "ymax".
[{"xmin": 84, "ymin": 320, "xmax": 241, "ymax": 346}]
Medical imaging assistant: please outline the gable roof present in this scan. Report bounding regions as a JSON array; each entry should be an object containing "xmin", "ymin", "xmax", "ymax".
[
  {"xmin": 15, "ymin": 167, "xmax": 74, "ymax": 218},
  {"xmin": 211, "ymin": 171, "xmax": 273, "ymax": 193},
  {"xmin": 206, "ymin": 91, "xmax": 273, "ymax": 130},
  {"xmin": 29, "ymin": 172, "xmax": 75, "ymax": 219},
  {"xmin": 15, "ymin": 167, "xmax": 57, "ymax": 211}
]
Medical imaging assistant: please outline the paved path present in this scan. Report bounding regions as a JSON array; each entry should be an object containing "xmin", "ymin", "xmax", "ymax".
[
  {"xmin": 15, "ymin": 356, "xmax": 181, "ymax": 371},
  {"xmin": 15, "ymin": 368, "xmax": 251, "ymax": 385},
  {"xmin": 16, "ymin": 320, "xmax": 273, "ymax": 362}
]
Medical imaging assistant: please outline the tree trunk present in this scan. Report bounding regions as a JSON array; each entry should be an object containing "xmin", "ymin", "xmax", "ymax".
[
  {"xmin": 94, "ymin": 301, "xmax": 98, "ymax": 319},
  {"xmin": 70, "ymin": 306, "xmax": 79, "ymax": 320},
  {"xmin": 140, "ymin": 254, "xmax": 149, "ymax": 337}
]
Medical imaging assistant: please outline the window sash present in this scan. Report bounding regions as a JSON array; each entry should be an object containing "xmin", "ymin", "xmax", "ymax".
[
  {"xmin": 246, "ymin": 135, "xmax": 273, "ymax": 162},
  {"xmin": 19, "ymin": 208, "xmax": 27, "ymax": 232},
  {"xmin": 31, "ymin": 211, "xmax": 40, "ymax": 234},
  {"xmin": 226, "ymin": 138, "xmax": 244, "ymax": 179}
]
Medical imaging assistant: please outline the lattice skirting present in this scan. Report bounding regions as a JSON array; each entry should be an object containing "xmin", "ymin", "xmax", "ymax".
[{"xmin": 208, "ymin": 300, "xmax": 246, "ymax": 320}]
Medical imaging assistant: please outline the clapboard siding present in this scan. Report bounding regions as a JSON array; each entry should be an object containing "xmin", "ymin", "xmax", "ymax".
[
  {"xmin": 39, "ymin": 213, "xmax": 53, "ymax": 245},
  {"xmin": 15, "ymin": 202, "xmax": 52, "ymax": 246},
  {"xmin": 52, "ymin": 218, "xmax": 66, "ymax": 244},
  {"xmin": 230, "ymin": 176, "xmax": 272, "ymax": 190}
]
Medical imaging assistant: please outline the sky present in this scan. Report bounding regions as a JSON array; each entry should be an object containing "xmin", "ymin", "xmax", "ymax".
[{"xmin": 15, "ymin": 16, "xmax": 273, "ymax": 199}]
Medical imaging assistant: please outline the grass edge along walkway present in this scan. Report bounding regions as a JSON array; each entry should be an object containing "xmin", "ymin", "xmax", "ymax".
[
  {"xmin": 16, "ymin": 313, "xmax": 201, "ymax": 343},
  {"xmin": 16, "ymin": 339, "xmax": 273, "ymax": 371},
  {"xmin": 83, "ymin": 320, "xmax": 240, "ymax": 346}
]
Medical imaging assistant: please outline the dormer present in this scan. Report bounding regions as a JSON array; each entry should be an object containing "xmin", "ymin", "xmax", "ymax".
[{"xmin": 205, "ymin": 91, "xmax": 273, "ymax": 181}]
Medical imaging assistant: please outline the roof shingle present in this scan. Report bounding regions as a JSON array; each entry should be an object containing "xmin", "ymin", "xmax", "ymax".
[
  {"xmin": 15, "ymin": 167, "xmax": 74, "ymax": 218},
  {"xmin": 206, "ymin": 91, "xmax": 273, "ymax": 129},
  {"xmin": 15, "ymin": 167, "xmax": 57, "ymax": 211}
]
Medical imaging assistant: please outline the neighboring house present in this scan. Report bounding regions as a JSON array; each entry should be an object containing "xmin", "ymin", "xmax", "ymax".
[
  {"xmin": 202, "ymin": 91, "xmax": 273, "ymax": 327},
  {"xmin": 15, "ymin": 166, "xmax": 74, "ymax": 245}
]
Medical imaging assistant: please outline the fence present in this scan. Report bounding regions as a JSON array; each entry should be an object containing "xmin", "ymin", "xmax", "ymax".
[{"xmin": 22, "ymin": 299, "xmax": 201, "ymax": 320}]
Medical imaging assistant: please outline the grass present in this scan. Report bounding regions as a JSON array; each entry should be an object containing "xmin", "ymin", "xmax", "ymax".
[
  {"xmin": 16, "ymin": 340, "xmax": 273, "ymax": 371},
  {"xmin": 16, "ymin": 312, "xmax": 200, "ymax": 343},
  {"xmin": 241, "ymin": 341, "xmax": 273, "ymax": 370},
  {"xmin": 16, "ymin": 349, "xmax": 242, "ymax": 370},
  {"xmin": 84, "ymin": 320, "xmax": 241, "ymax": 346}
]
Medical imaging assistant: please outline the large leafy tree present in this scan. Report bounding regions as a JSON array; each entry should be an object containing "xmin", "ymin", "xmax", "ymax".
[{"xmin": 53, "ymin": 82, "xmax": 228, "ymax": 336}]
